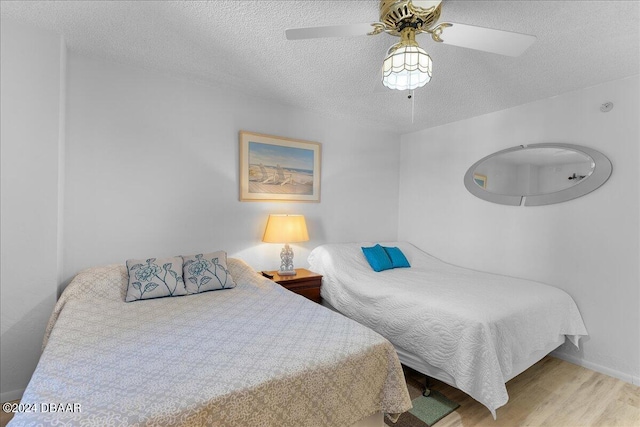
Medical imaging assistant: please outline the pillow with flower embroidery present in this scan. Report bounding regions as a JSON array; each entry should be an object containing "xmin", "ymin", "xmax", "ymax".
[
  {"xmin": 182, "ymin": 251, "xmax": 237, "ymax": 294},
  {"xmin": 125, "ymin": 256, "xmax": 187, "ymax": 302}
]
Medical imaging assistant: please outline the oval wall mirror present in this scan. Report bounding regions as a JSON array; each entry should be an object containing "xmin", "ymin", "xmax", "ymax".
[{"xmin": 464, "ymin": 143, "xmax": 612, "ymax": 206}]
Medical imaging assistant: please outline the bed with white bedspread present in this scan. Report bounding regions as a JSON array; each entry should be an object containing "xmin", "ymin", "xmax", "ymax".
[
  {"xmin": 308, "ymin": 242, "xmax": 588, "ymax": 418},
  {"xmin": 9, "ymin": 258, "xmax": 411, "ymax": 426}
]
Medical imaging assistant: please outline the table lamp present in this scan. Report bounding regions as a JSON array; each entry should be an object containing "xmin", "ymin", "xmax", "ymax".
[{"xmin": 262, "ymin": 214, "xmax": 309, "ymax": 276}]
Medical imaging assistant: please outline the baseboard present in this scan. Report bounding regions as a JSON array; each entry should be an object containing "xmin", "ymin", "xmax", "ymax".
[
  {"xmin": 551, "ymin": 351, "xmax": 640, "ymax": 386},
  {"xmin": 1, "ymin": 388, "xmax": 24, "ymax": 403}
]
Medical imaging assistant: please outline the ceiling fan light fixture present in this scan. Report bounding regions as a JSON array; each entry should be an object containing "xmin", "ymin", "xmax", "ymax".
[
  {"xmin": 381, "ymin": 28, "xmax": 432, "ymax": 90},
  {"xmin": 382, "ymin": 43, "xmax": 432, "ymax": 90}
]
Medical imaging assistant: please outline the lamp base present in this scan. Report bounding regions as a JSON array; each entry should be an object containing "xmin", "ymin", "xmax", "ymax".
[
  {"xmin": 277, "ymin": 269, "xmax": 297, "ymax": 276},
  {"xmin": 278, "ymin": 243, "xmax": 296, "ymax": 276}
]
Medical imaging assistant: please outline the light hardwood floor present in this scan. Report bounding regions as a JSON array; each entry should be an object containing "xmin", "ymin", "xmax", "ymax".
[
  {"xmin": 425, "ymin": 356, "xmax": 640, "ymax": 426},
  {"xmin": 1, "ymin": 356, "xmax": 638, "ymax": 427}
]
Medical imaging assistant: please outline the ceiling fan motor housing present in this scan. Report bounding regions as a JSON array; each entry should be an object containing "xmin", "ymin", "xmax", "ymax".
[{"xmin": 379, "ymin": 0, "xmax": 442, "ymax": 35}]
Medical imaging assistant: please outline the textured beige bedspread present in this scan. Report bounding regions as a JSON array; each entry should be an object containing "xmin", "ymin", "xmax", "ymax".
[{"xmin": 10, "ymin": 259, "xmax": 411, "ymax": 426}]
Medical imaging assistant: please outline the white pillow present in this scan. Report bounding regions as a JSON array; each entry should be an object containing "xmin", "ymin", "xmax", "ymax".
[
  {"xmin": 125, "ymin": 256, "xmax": 187, "ymax": 302},
  {"xmin": 182, "ymin": 251, "xmax": 237, "ymax": 294}
]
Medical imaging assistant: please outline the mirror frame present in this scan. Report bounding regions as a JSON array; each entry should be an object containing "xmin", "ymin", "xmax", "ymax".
[{"xmin": 464, "ymin": 143, "xmax": 612, "ymax": 206}]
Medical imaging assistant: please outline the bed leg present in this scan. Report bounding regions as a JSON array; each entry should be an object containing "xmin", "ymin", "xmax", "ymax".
[{"xmin": 423, "ymin": 376, "xmax": 431, "ymax": 397}]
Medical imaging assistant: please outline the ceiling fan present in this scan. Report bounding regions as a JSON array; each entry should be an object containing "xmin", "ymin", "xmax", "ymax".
[{"xmin": 285, "ymin": 0, "xmax": 536, "ymax": 91}]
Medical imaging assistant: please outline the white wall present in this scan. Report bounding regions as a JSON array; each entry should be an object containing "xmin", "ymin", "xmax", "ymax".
[
  {"xmin": 63, "ymin": 53, "xmax": 401, "ymax": 285},
  {"xmin": 0, "ymin": 19, "xmax": 65, "ymax": 401},
  {"xmin": 398, "ymin": 76, "xmax": 640, "ymax": 384}
]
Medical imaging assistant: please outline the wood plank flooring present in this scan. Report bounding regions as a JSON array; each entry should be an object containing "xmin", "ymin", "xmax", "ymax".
[
  {"xmin": 427, "ymin": 356, "xmax": 639, "ymax": 427},
  {"xmin": 1, "ymin": 356, "xmax": 638, "ymax": 426}
]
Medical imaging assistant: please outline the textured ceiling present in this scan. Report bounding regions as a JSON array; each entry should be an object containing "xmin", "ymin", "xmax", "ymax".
[{"xmin": 2, "ymin": 1, "xmax": 639, "ymax": 134}]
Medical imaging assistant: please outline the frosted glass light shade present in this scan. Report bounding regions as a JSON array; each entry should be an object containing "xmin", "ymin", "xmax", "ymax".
[
  {"xmin": 262, "ymin": 214, "xmax": 309, "ymax": 243},
  {"xmin": 382, "ymin": 45, "xmax": 432, "ymax": 90}
]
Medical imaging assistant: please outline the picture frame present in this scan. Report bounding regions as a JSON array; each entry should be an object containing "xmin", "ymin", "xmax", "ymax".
[
  {"xmin": 473, "ymin": 173, "xmax": 487, "ymax": 188},
  {"xmin": 239, "ymin": 131, "xmax": 321, "ymax": 202}
]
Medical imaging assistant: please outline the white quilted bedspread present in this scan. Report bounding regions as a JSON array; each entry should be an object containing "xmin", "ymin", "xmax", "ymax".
[
  {"xmin": 10, "ymin": 258, "xmax": 411, "ymax": 426},
  {"xmin": 308, "ymin": 242, "xmax": 588, "ymax": 417}
]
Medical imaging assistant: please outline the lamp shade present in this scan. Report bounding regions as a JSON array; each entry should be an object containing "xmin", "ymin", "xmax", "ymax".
[
  {"xmin": 382, "ymin": 44, "xmax": 432, "ymax": 90},
  {"xmin": 262, "ymin": 214, "xmax": 309, "ymax": 243}
]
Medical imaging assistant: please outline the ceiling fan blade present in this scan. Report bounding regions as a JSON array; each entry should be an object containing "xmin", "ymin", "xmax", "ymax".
[
  {"xmin": 285, "ymin": 23, "xmax": 375, "ymax": 40},
  {"xmin": 434, "ymin": 23, "xmax": 536, "ymax": 57}
]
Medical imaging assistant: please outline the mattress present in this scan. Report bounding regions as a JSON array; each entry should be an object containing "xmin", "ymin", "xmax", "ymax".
[
  {"xmin": 9, "ymin": 258, "xmax": 411, "ymax": 426},
  {"xmin": 308, "ymin": 242, "xmax": 588, "ymax": 417}
]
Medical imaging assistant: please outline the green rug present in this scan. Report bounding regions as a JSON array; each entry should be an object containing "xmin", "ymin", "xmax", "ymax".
[
  {"xmin": 386, "ymin": 391, "xmax": 459, "ymax": 427},
  {"xmin": 385, "ymin": 367, "xmax": 460, "ymax": 427},
  {"xmin": 413, "ymin": 390, "xmax": 459, "ymax": 425}
]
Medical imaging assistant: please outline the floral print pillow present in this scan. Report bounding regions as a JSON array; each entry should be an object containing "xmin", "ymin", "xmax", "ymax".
[
  {"xmin": 125, "ymin": 256, "xmax": 187, "ymax": 302},
  {"xmin": 182, "ymin": 251, "xmax": 237, "ymax": 294}
]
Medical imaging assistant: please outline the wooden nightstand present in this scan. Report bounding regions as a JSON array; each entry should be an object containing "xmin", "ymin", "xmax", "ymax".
[{"xmin": 264, "ymin": 268, "xmax": 323, "ymax": 304}]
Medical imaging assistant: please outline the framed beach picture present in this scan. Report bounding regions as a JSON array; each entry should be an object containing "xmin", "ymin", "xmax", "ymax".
[{"xmin": 239, "ymin": 131, "xmax": 321, "ymax": 202}]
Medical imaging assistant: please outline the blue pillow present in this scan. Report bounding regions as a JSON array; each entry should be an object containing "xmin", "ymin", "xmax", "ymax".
[
  {"xmin": 361, "ymin": 244, "xmax": 393, "ymax": 272},
  {"xmin": 383, "ymin": 246, "xmax": 411, "ymax": 268}
]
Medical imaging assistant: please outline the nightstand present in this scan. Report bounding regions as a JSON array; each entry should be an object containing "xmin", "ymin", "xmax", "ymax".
[{"xmin": 265, "ymin": 268, "xmax": 323, "ymax": 304}]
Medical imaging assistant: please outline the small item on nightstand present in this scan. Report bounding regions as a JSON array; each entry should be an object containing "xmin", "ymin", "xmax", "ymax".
[{"xmin": 261, "ymin": 271, "xmax": 274, "ymax": 279}]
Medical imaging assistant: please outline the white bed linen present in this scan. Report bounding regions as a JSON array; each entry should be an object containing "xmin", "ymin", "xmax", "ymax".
[
  {"xmin": 308, "ymin": 242, "xmax": 588, "ymax": 417},
  {"xmin": 10, "ymin": 258, "xmax": 411, "ymax": 426}
]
